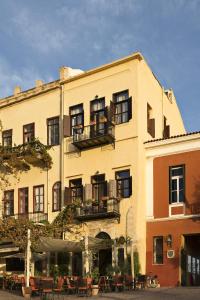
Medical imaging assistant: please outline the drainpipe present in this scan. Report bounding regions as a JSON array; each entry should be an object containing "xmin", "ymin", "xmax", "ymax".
[{"xmin": 60, "ymin": 84, "xmax": 65, "ymax": 209}]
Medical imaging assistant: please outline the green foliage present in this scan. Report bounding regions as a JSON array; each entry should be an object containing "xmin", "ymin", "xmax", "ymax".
[
  {"xmin": 0, "ymin": 138, "xmax": 52, "ymax": 187},
  {"xmin": 90, "ymin": 267, "xmax": 99, "ymax": 284},
  {"xmin": 134, "ymin": 250, "xmax": 141, "ymax": 276}
]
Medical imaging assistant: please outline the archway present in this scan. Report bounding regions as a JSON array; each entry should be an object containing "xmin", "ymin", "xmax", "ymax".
[{"xmin": 95, "ymin": 232, "xmax": 112, "ymax": 275}]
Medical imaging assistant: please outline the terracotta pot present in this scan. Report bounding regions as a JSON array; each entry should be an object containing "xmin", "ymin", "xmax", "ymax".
[{"xmin": 92, "ymin": 285, "xmax": 99, "ymax": 296}]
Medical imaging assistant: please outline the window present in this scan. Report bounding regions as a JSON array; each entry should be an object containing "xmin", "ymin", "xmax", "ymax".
[
  {"xmin": 69, "ymin": 179, "xmax": 83, "ymax": 203},
  {"xmin": 2, "ymin": 130, "xmax": 12, "ymax": 147},
  {"xmin": 90, "ymin": 98, "xmax": 107, "ymax": 135},
  {"xmin": 169, "ymin": 165, "xmax": 185, "ymax": 204},
  {"xmin": 52, "ymin": 182, "xmax": 61, "ymax": 211},
  {"xmin": 91, "ymin": 174, "xmax": 107, "ymax": 202},
  {"xmin": 70, "ymin": 104, "xmax": 84, "ymax": 135},
  {"xmin": 113, "ymin": 90, "xmax": 132, "ymax": 124},
  {"xmin": 116, "ymin": 170, "xmax": 132, "ymax": 198},
  {"xmin": 147, "ymin": 103, "xmax": 155, "ymax": 138},
  {"xmin": 163, "ymin": 116, "xmax": 170, "ymax": 138},
  {"xmin": 153, "ymin": 236, "xmax": 163, "ymax": 264},
  {"xmin": 3, "ymin": 190, "xmax": 14, "ymax": 216},
  {"xmin": 47, "ymin": 117, "xmax": 59, "ymax": 145},
  {"xmin": 33, "ymin": 185, "xmax": 44, "ymax": 213},
  {"xmin": 23, "ymin": 123, "xmax": 35, "ymax": 143},
  {"xmin": 18, "ymin": 188, "xmax": 28, "ymax": 214}
]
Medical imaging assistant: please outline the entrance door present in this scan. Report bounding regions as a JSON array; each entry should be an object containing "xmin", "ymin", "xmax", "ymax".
[
  {"xmin": 72, "ymin": 252, "xmax": 82, "ymax": 276},
  {"xmin": 95, "ymin": 232, "xmax": 112, "ymax": 276},
  {"xmin": 181, "ymin": 234, "xmax": 200, "ymax": 286}
]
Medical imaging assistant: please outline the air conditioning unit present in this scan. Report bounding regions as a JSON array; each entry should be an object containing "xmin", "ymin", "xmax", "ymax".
[{"xmin": 167, "ymin": 250, "xmax": 175, "ymax": 258}]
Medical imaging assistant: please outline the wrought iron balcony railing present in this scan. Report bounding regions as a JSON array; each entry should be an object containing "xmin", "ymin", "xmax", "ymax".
[
  {"xmin": 75, "ymin": 198, "xmax": 120, "ymax": 221},
  {"xmin": 3, "ymin": 212, "xmax": 48, "ymax": 223},
  {"xmin": 72, "ymin": 121, "xmax": 115, "ymax": 150}
]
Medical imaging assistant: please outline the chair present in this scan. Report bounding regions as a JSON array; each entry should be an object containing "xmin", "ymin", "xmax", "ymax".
[
  {"xmin": 112, "ymin": 275, "xmax": 124, "ymax": 292},
  {"xmin": 124, "ymin": 275, "xmax": 133, "ymax": 290},
  {"xmin": 29, "ymin": 277, "xmax": 39, "ymax": 295},
  {"xmin": 77, "ymin": 277, "xmax": 92, "ymax": 296},
  {"xmin": 64, "ymin": 276, "xmax": 77, "ymax": 294},
  {"xmin": 53, "ymin": 276, "xmax": 64, "ymax": 299},
  {"xmin": 136, "ymin": 275, "xmax": 147, "ymax": 289},
  {"xmin": 98, "ymin": 276, "xmax": 110, "ymax": 293},
  {"xmin": 40, "ymin": 277, "xmax": 54, "ymax": 299}
]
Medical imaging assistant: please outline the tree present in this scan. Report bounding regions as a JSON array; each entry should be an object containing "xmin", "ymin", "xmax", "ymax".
[{"xmin": 0, "ymin": 119, "xmax": 52, "ymax": 188}]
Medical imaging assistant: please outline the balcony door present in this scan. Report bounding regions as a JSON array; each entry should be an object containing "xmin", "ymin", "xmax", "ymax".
[
  {"xmin": 91, "ymin": 174, "xmax": 107, "ymax": 203},
  {"xmin": 90, "ymin": 98, "xmax": 107, "ymax": 136},
  {"xmin": 18, "ymin": 188, "xmax": 28, "ymax": 215}
]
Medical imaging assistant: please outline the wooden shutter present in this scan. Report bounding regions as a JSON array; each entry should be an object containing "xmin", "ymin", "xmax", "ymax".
[
  {"xmin": 109, "ymin": 101, "xmax": 115, "ymax": 123},
  {"xmin": 63, "ymin": 115, "xmax": 71, "ymax": 137},
  {"xmin": 64, "ymin": 187, "xmax": 71, "ymax": 206},
  {"xmin": 109, "ymin": 180, "xmax": 117, "ymax": 199},
  {"xmin": 128, "ymin": 97, "xmax": 132, "ymax": 121},
  {"xmin": 129, "ymin": 176, "xmax": 132, "ymax": 197},
  {"xmin": 84, "ymin": 184, "xmax": 93, "ymax": 202}
]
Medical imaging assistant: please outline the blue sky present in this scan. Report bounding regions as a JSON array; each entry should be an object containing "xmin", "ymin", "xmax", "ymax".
[{"xmin": 0, "ymin": 0, "xmax": 199, "ymax": 132}]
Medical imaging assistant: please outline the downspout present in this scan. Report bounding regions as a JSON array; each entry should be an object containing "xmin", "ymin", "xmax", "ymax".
[
  {"xmin": 161, "ymin": 87, "xmax": 164, "ymax": 137},
  {"xmin": 60, "ymin": 84, "xmax": 65, "ymax": 209}
]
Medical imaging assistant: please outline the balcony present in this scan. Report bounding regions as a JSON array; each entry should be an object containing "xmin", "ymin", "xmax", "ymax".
[
  {"xmin": 75, "ymin": 198, "xmax": 120, "ymax": 221},
  {"xmin": 72, "ymin": 121, "xmax": 115, "ymax": 150},
  {"xmin": 4, "ymin": 212, "xmax": 48, "ymax": 223}
]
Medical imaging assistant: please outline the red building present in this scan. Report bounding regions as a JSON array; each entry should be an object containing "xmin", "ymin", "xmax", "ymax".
[{"xmin": 145, "ymin": 132, "xmax": 200, "ymax": 287}]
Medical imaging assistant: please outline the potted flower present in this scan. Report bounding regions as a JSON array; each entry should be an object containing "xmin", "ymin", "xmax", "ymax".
[
  {"xmin": 91, "ymin": 267, "xmax": 99, "ymax": 296},
  {"xmin": 73, "ymin": 197, "xmax": 82, "ymax": 216}
]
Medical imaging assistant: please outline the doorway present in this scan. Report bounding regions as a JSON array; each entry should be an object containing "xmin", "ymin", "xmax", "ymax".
[
  {"xmin": 95, "ymin": 232, "xmax": 112, "ymax": 275},
  {"xmin": 181, "ymin": 234, "xmax": 200, "ymax": 286}
]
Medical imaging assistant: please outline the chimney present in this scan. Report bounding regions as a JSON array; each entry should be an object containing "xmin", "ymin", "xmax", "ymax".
[
  {"xmin": 59, "ymin": 66, "xmax": 73, "ymax": 80},
  {"xmin": 14, "ymin": 86, "xmax": 21, "ymax": 95},
  {"xmin": 35, "ymin": 80, "xmax": 44, "ymax": 88}
]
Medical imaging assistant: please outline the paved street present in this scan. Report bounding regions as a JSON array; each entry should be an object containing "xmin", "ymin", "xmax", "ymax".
[{"xmin": 0, "ymin": 288, "xmax": 200, "ymax": 300}]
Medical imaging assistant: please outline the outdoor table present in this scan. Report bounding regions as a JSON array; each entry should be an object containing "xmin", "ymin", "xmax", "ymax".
[{"xmin": 39, "ymin": 277, "xmax": 54, "ymax": 299}]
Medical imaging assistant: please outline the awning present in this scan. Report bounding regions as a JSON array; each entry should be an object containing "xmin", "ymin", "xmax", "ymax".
[{"xmin": 37, "ymin": 236, "xmax": 113, "ymax": 253}]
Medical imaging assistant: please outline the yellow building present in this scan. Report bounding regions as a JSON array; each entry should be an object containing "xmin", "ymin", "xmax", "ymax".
[{"xmin": 0, "ymin": 52, "xmax": 185, "ymax": 276}]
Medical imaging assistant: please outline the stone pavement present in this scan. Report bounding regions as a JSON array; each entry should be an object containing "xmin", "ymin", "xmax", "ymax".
[{"xmin": 0, "ymin": 288, "xmax": 200, "ymax": 300}]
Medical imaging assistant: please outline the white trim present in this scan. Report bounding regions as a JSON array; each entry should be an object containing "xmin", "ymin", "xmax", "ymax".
[
  {"xmin": 169, "ymin": 203, "xmax": 185, "ymax": 217},
  {"xmin": 146, "ymin": 213, "xmax": 200, "ymax": 222}
]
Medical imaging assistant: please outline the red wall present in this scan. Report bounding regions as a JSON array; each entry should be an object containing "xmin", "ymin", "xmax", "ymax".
[
  {"xmin": 146, "ymin": 218, "xmax": 200, "ymax": 286},
  {"xmin": 153, "ymin": 150, "xmax": 200, "ymax": 218},
  {"xmin": 146, "ymin": 150, "xmax": 200, "ymax": 286}
]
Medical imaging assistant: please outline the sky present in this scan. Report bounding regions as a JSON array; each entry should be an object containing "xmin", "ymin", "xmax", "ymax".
[{"xmin": 0, "ymin": 0, "xmax": 199, "ymax": 132}]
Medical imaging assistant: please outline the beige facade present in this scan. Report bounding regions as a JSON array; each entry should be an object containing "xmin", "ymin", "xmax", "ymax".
[{"xmin": 0, "ymin": 52, "xmax": 185, "ymax": 274}]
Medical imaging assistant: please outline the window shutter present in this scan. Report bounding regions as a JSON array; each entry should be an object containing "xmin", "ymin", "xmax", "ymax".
[
  {"xmin": 84, "ymin": 184, "xmax": 93, "ymax": 202},
  {"xmin": 169, "ymin": 168, "xmax": 172, "ymax": 204},
  {"xmin": 63, "ymin": 115, "xmax": 71, "ymax": 137},
  {"xmin": 129, "ymin": 176, "xmax": 132, "ymax": 197},
  {"xmin": 128, "ymin": 97, "xmax": 132, "ymax": 121},
  {"xmin": 109, "ymin": 101, "xmax": 115, "ymax": 123},
  {"xmin": 64, "ymin": 187, "xmax": 71, "ymax": 206},
  {"xmin": 109, "ymin": 180, "xmax": 117, "ymax": 199}
]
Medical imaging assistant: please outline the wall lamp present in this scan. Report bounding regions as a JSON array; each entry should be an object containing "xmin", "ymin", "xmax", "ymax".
[{"xmin": 165, "ymin": 234, "xmax": 173, "ymax": 247}]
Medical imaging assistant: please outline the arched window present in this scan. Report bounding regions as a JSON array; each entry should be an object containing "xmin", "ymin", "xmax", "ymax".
[{"xmin": 52, "ymin": 182, "xmax": 61, "ymax": 211}]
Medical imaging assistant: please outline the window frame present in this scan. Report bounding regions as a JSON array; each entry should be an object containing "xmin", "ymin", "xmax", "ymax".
[
  {"xmin": 69, "ymin": 104, "xmax": 84, "ymax": 136},
  {"xmin": 47, "ymin": 116, "xmax": 60, "ymax": 146},
  {"xmin": 69, "ymin": 178, "xmax": 83, "ymax": 204},
  {"xmin": 115, "ymin": 169, "xmax": 132, "ymax": 198},
  {"xmin": 3, "ymin": 190, "xmax": 14, "ymax": 217},
  {"xmin": 23, "ymin": 123, "xmax": 35, "ymax": 144},
  {"xmin": 153, "ymin": 236, "xmax": 163, "ymax": 265},
  {"xmin": 113, "ymin": 90, "xmax": 131, "ymax": 124},
  {"xmin": 2, "ymin": 129, "xmax": 13, "ymax": 147},
  {"xmin": 33, "ymin": 185, "xmax": 44, "ymax": 213},
  {"xmin": 169, "ymin": 165, "xmax": 185, "ymax": 204},
  {"xmin": 52, "ymin": 182, "xmax": 61, "ymax": 212},
  {"xmin": 18, "ymin": 187, "xmax": 29, "ymax": 215},
  {"xmin": 91, "ymin": 174, "xmax": 107, "ymax": 202}
]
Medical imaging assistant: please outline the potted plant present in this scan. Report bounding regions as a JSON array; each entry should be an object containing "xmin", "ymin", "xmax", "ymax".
[
  {"xmin": 91, "ymin": 267, "xmax": 99, "ymax": 296},
  {"xmin": 73, "ymin": 197, "xmax": 82, "ymax": 216}
]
